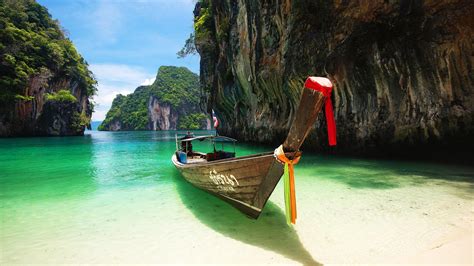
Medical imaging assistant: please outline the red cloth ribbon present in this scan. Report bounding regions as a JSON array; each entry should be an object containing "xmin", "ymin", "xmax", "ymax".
[{"xmin": 304, "ymin": 77, "xmax": 337, "ymax": 146}]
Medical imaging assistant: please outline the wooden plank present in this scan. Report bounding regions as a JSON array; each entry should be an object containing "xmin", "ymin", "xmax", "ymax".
[{"xmin": 252, "ymin": 160, "xmax": 284, "ymax": 209}]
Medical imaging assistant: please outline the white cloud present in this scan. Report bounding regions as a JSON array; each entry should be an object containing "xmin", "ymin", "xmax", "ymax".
[
  {"xmin": 90, "ymin": 64, "xmax": 153, "ymax": 84},
  {"xmin": 92, "ymin": 108, "xmax": 110, "ymax": 123},
  {"xmin": 90, "ymin": 64, "xmax": 155, "ymax": 121},
  {"xmin": 140, "ymin": 77, "xmax": 156, "ymax": 86}
]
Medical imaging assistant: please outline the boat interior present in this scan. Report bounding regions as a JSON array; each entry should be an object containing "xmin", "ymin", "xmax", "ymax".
[
  {"xmin": 176, "ymin": 150, "xmax": 236, "ymax": 164},
  {"xmin": 175, "ymin": 134, "xmax": 237, "ymax": 164}
]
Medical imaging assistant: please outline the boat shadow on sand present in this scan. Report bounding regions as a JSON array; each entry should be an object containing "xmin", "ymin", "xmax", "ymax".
[{"xmin": 173, "ymin": 172, "xmax": 321, "ymax": 266}]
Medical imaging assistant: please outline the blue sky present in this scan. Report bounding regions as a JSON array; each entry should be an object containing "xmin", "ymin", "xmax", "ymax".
[{"xmin": 38, "ymin": 0, "xmax": 200, "ymax": 121}]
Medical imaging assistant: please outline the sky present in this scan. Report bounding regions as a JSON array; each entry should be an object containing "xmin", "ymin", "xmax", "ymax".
[{"xmin": 38, "ymin": 0, "xmax": 200, "ymax": 121}]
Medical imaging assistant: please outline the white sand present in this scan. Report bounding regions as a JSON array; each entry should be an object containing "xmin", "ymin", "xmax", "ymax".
[
  {"xmin": 400, "ymin": 232, "xmax": 472, "ymax": 264},
  {"xmin": 291, "ymin": 169, "xmax": 473, "ymax": 265}
]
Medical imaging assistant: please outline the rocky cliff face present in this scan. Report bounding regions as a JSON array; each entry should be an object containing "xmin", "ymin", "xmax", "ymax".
[
  {"xmin": 0, "ymin": 70, "xmax": 93, "ymax": 136},
  {"xmin": 195, "ymin": 0, "xmax": 474, "ymax": 155},
  {"xmin": 148, "ymin": 97, "xmax": 179, "ymax": 130}
]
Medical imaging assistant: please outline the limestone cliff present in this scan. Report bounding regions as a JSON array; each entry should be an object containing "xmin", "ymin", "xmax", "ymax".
[
  {"xmin": 99, "ymin": 66, "xmax": 209, "ymax": 131},
  {"xmin": 1, "ymin": 70, "xmax": 94, "ymax": 136},
  {"xmin": 194, "ymin": 0, "xmax": 474, "ymax": 155},
  {"xmin": 148, "ymin": 97, "xmax": 179, "ymax": 130}
]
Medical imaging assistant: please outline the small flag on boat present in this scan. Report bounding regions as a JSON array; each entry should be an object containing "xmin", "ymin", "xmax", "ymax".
[{"xmin": 212, "ymin": 109, "xmax": 219, "ymax": 129}]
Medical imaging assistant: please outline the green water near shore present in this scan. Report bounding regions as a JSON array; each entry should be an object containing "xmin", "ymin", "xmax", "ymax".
[{"xmin": 1, "ymin": 131, "xmax": 473, "ymax": 264}]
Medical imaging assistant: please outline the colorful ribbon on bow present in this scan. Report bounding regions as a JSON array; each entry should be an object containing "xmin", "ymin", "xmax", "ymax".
[
  {"xmin": 275, "ymin": 145, "xmax": 301, "ymax": 224},
  {"xmin": 304, "ymin": 77, "xmax": 337, "ymax": 146}
]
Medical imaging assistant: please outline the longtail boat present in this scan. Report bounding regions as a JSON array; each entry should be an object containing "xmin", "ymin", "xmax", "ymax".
[{"xmin": 172, "ymin": 77, "xmax": 336, "ymax": 223}]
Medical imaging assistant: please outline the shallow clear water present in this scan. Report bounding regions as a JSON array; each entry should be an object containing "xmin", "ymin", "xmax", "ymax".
[{"xmin": 1, "ymin": 131, "xmax": 473, "ymax": 264}]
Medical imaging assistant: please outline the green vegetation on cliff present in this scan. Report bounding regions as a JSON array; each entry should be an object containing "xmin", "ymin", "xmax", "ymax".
[
  {"xmin": 0, "ymin": 0, "xmax": 96, "ymax": 102},
  {"xmin": 193, "ymin": 0, "xmax": 214, "ymax": 53},
  {"xmin": 194, "ymin": 1, "xmax": 212, "ymax": 41},
  {"xmin": 45, "ymin": 89, "xmax": 77, "ymax": 103},
  {"xmin": 177, "ymin": 0, "xmax": 216, "ymax": 59},
  {"xmin": 98, "ymin": 87, "xmax": 149, "ymax": 130},
  {"xmin": 149, "ymin": 66, "xmax": 201, "ymax": 108},
  {"xmin": 99, "ymin": 66, "xmax": 208, "ymax": 131},
  {"xmin": 178, "ymin": 113, "xmax": 207, "ymax": 130}
]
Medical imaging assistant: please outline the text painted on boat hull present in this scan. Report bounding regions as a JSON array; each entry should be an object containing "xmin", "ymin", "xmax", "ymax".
[{"xmin": 209, "ymin": 169, "xmax": 239, "ymax": 192}]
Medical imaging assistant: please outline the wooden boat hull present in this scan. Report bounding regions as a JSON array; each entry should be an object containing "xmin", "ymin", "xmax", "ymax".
[{"xmin": 172, "ymin": 152, "xmax": 284, "ymax": 218}]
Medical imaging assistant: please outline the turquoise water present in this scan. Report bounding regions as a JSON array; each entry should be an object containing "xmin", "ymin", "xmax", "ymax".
[{"xmin": 1, "ymin": 131, "xmax": 473, "ymax": 264}]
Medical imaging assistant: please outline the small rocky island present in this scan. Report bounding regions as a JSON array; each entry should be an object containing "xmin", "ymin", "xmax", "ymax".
[
  {"xmin": 99, "ymin": 66, "xmax": 209, "ymax": 131},
  {"xmin": 0, "ymin": 0, "xmax": 96, "ymax": 137}
]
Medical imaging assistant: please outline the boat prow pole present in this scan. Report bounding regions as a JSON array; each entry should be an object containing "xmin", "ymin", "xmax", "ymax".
[
  {"xmin": 283, "ymin": 77, "xmax": 333, "ymax": 154},
  {"xmin": 277, "ymin": 77, "xmax": 334, "ymax": 224}
]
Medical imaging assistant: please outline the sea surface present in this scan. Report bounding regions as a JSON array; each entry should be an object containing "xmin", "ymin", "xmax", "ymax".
[{"xmin": 1, "ymin": 131, "xmax": 473, "ymax": 264}]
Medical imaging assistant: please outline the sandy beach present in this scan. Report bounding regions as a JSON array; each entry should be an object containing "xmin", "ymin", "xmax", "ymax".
[{"xmin": 292, "ymin": 177, "xmax": 473, "ymax": 264}]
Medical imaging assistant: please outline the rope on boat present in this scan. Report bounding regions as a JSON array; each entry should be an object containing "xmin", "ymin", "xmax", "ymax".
[{"xmin": 274, "ymin": 145, "xmax": 301, "ymax": 225}]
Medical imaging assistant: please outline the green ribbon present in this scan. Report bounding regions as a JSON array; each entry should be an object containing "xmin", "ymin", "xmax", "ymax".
[{"xmin": 283, "ymin": 162, "xmax": 291, "ymax": 225}]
